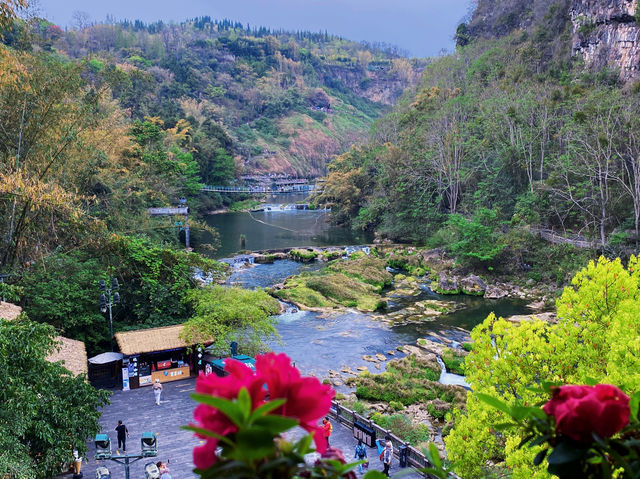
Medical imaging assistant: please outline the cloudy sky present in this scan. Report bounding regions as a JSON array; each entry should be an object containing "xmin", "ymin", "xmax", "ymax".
[{"xmin": 37, "ymin": 0, "xmax": 472, "ymax": 57}]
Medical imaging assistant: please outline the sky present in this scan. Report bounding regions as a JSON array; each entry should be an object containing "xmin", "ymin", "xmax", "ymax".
[{"xmin": 36, "ymin": 0, "xmax": 473, "ymax": 58}]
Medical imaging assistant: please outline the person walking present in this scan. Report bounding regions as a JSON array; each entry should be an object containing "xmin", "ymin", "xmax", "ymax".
[
  {"xmin": 382, "ymin": 441, "xmax": 392, "ymax": 477},
  {"xmin": 115, "ymin": 420, "xmax": 129, "ymax": 452},
  {"xmin": 72, "ymin": 449, "xmax": 82, "ymax": 477},
  {"xmin": 156, "ymin": 460, "xmax": 172, "ymax": 478},
  {"xmin": 354, "ymin": 440, "xmax": 368, "ymax": 473},
  {"xmin": 322, "ymin": 417, "xmax": 332, "ymax": 447},
  {"xmin": 153, "ymin": 379, "xmax": 163, "ymax": 405}
]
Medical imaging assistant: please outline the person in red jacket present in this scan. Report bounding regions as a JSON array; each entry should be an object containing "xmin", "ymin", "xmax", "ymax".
[{"xmin": 322, "ymin": 417, "xmax": 332, "ymax": 447}]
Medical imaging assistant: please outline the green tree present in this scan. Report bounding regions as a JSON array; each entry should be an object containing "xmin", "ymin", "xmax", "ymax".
[
  {"xmin": 0, "ymin": 317, "xmax": 110, "ymax": 479},
  {"xmin": 181, "ymin": 284, "xmax": 280, "ymax": 356},
  {"xmin": 445, "ymin": 256, "xmax": 640, "ymax": 478}
]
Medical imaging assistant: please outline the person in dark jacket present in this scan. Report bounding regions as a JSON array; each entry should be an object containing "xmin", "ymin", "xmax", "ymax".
[{"xmin": 115, "ymin": 420, "xmax": 129, "ymax": 452}]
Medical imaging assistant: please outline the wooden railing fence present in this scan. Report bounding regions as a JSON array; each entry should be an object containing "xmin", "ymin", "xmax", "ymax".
[{"xmin": 329, "ymin": 401, "xmax": 461, "ymax": 479}]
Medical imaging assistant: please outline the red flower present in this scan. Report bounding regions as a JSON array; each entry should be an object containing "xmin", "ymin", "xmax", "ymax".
[
  {"xmin": 191, "ymin": 359, "xmax": 266, "ymax": 469},
  {"xmin": 543, "ymin": 384, "xmax": 630, "ymax": 443},
  {"xmin": 255, "ymin": 353, "xmax": 335, "ymax": 453}
]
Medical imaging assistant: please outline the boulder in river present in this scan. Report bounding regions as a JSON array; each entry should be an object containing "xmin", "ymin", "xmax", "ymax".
[
  {"xmin": 435, "ymin": 272, "xmax": 460, "ymax": 294},
  {"xmin": 459, "ymin": 275, "xmax": 487, "ymax": 295},
  {"xmin": 506, "ymin": 312, "xmax": 557, "ymax": 324},
  {"xmin": 485, "ymin": 284, "xmax": 509, "ymax": 299}
]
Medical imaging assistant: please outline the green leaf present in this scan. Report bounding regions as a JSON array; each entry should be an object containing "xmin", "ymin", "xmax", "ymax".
[
  {"xmin": 236, "ymin": 387, "xmax": 251, "ymax": 422},
  {"xmin": 547, "ymin": 441, "xmax": 588, "ymax": 465},
  {"xmin": 533, "ymin": 448, "xmax": 548, "ymax": 466},
  {"xmin": 249, "ymin": 398, "xmax": 286, "ymax": 420},
  {"xmin": 427, "ymin": 442, "xmax": 443, "ymax": 469},
  {"xmin": 231, "ymin": 428, "xmax": 277, "ymax": 461},
  {"xmin": 190, "ymin": 393, "xmax": 245, "ymax": 427},
  {"xmin": 293, "ymin": 431, "xmax": 314, "ymax": 454},
  {"xmin": 475, "ymin": 393, "xmax": 512, "ymax": 416},
  {"xmin": 584, "ymin": 377, "xmax": 598, "ymax": 386},
  {"xmin": 252, "ymin": 415, "xmax": 298, "ymax": 434},
  {"xmin": 493, "ymin": 422, "xmax": 517, "ymax": 431}
]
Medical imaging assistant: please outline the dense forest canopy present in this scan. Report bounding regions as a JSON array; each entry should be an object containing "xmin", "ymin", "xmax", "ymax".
[
  {"xmin": 316, "ymin": 0, "xmax": 640, "ymax": 269},
  {"xmin": 1, "ymin": 14, "xmax": 424, "ymax": 177}
]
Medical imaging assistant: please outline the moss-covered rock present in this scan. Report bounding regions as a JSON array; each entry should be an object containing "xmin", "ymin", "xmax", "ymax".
[
  {"xmin": 353, "ymin": 354, "xmax": 466, "ymax": 407},
  {"xmin": 327, "ymin": 256, "xmax": 393, "ymax": 292},
  {"xmin": 273, "ymin": 270, "xmax": 387, "ymax": 312},
  {"xmin": 289, "ymin": 248, "xmax": 318, "ymax": 262},
  {"xmin": 322, "ymin": 249, "xmax": 344, "ymax": 261}
]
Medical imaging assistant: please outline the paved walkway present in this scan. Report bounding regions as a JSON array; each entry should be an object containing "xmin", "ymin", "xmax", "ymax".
[{"xmin": 79, "ymin": 378, "xmax": 422, "ymax": 479}]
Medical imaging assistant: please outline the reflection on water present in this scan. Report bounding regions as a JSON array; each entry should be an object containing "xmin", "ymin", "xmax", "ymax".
[{"xmin": 202, "ymin": 193, "xmax": 374, "ymax": 258}]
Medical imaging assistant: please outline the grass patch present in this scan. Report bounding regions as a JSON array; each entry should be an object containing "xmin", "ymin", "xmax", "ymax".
[
  {"xmin": 229, "ymin": 199, "xmax": 262, "ymax": 211},
  {"xmin": 386, "ymin": 250, "xmax": 428, "ymax": 277},
  {"xmin": 273, "ymin": 270, "xmax": 386, "ymax": 312},
  {"xmin": 370, "ymin": 413, "xmax": 431, "ymax": 447},
  {"xmin": 354, "ymin": 355, "xmax": 463, "ymax": 406},
  {"xmin": 327, "ymin": 256, "xmax": 393, "ymax": 292}
]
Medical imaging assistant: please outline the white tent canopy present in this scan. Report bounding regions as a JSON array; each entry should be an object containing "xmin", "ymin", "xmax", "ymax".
[{"xmin": 88, "ymin": 352, "xmax": 124, "ymax": 364}]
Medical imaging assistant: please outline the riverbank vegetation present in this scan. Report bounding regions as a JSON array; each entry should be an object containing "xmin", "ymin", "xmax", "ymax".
[
  {"xmin": 312, "ymin": 0, "xmax": 637, "ymax": 282},
  {"xmin": 445, "ymin": 256, "xmax": 640, "ymax": 478}
]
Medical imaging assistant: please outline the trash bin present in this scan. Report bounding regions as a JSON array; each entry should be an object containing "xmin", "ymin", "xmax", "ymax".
[
  {"xmin": 398, "ymin": 444, "xmax": 409, "ymax": 468},
  {"xmin": 353, "ymin": 421, "xmax": 376, "ymax": 447}
]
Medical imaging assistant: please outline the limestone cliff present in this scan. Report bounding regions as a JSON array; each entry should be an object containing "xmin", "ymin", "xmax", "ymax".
[{"xmin": 570, "ymin": 0, "xmax": 640, "ymax": 81}]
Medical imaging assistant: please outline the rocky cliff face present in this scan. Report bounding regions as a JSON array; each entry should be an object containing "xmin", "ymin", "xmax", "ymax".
[{"xmin": 570, "ymin": 0, "xmax": 640, "ymax": 81}]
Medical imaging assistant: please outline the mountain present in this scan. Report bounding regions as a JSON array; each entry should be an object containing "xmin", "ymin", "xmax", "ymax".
[{"xmin": 16, "ymin": 18, "xmax": 425, "ymax": 177}]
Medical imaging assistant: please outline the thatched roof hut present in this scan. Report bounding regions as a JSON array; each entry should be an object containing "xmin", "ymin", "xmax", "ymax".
[
  {"xmin": 115, "ymin": 324, "xmax": 204, "ymax": 356},
  {"xmin": 46, "ymin": 336, "xmax": 89, "ymax": 377},
  {"xmin": 0, "ymin": 301, "xmax": 22, "ymax": 321}
]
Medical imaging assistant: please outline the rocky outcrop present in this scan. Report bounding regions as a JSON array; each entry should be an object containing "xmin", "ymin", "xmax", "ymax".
[
  {"xmin": 459, "ymin": 275, "xmax": 487, "ymax": 295},
  {"xmin": 571, "ymin": 0, "xmax": 640, "ymax": 82}
]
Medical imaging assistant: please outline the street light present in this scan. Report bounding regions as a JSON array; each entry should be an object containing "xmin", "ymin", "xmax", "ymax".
[
  {"xmin": 95, "ymin": 432, "xmax": 156, "ymax": 479},
  {"xmin": 99, "ymin": 277, "xmax": 120, "ymax": 352}
]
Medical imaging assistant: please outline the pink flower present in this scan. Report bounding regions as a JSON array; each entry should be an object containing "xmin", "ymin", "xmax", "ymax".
[
  {"xmin": 543, "ymin": 384, "xmax": 630, "ymax": 443},
  {"xmin": 191, "ymin": 359, "xmax": 266, "ymax": 469},
  {"xmin": 255, "ymin": 353, "xmax": 335, "ymax": 453}
]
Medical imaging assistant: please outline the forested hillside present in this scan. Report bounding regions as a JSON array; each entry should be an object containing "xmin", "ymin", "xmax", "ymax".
[
  {"xmin": 315, "ymin": 0, "xmax": 640, "ymax": 280},
  {"xmin": 3, "ymin": 16, "xmax": 424, "ymax": 177}
]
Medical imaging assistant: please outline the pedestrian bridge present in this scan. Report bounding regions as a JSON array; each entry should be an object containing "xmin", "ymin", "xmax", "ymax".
[{"xmin": 201, "ymin": 185, "xmax": 321, "ymax": 195}]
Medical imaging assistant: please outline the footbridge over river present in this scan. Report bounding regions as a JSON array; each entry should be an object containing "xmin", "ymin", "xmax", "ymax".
[{"xmin": 201, "ymin": 184, "xmax": 321, "ymax": 195}]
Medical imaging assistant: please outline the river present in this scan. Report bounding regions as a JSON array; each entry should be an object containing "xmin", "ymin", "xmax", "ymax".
[
  {"xmin": 203, "ymin": 196, "xmax": 528, "ymax": 383},
  {"xmin": 203, "ymin": 193, "xmax": 374, "ymax": 259}
]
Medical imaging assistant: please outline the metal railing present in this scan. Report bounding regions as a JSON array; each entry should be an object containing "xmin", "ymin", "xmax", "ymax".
[{"xmin": 328, "ymin": 401, "xmax": 461, "ymax": 478}]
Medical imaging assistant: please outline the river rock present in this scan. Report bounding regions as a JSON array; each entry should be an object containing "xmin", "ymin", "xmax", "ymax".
[
  {"xmin": 485, "ymin": 284, "xmax": 508, "ymax": 299},
  {"xmin": 436, "ymin": 272, "xmax": 460, "ymax": 294},
  {"xmin": 328, "ymin": 370, "xmax": 341, "ymax": 377},
  {"xmin": 387, "ymin": 350, "xmax": 396, "ymax": 356},
  {"xmin": 356, "ymin": 366, "xmax": 368, "ymax": 371},
  {"xmin": 331, "ymin": 379, "xmax": 344, "ymax": 386},
  {"xmin": 416, "ymin": 338, "xmax": 447, "ymax": 356},
  {"xmin": 253, "ymin": 254, "xmax": 274, "ymax": 264},
  {"xmin": 459, "ymin": 275, "xmax": 487, "ymax": 295},
  {"xmin": 375, "ymin": 353, "xmax": 387, "ymax": 362},
  {"xmin": 375, "ymin": 363, "xmax": 381, "ymax": 370},
  {"xmin": 362, "ymin": 355, "xmax": 378, "ymax": 363},
  {"xmin": 506, "ymin": 312, "xmax": 557, "ymax": 324},
  {"xmin": 401, "ymin": 345, "xmax": 438, "ymax": 363}
]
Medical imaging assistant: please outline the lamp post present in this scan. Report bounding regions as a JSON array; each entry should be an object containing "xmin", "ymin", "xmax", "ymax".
[
  {"xmin": 99, "ymin": 277, "xmax": 120, "ymax": 352},
  {"xmin": 94, "ymin": 432, "xmax": 158, "ymax": 479}
]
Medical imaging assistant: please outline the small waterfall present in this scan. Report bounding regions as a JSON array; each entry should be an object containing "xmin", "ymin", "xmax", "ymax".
[
  {"xmin": 345, "ymin": 245, "xmax": 371, "ymax": 256},
  {"xmin": 436, "ymin": 355, "xmax": 471, "ymax": 389}
]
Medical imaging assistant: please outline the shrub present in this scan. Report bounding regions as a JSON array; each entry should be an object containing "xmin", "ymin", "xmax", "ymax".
[
  {"xmin": 441, "ymin": 348, "xmax": 465, "ymax": 375},
  {"xmin": 389, "ymin": 400, "xmax": 404, "ymax": 412},
  {"xmin": 370, "ymin": 413, "xmax": 431, "ymax": 446}
]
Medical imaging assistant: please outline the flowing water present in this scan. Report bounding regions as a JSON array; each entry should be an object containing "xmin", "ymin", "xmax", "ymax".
[
  {"xmin": 225, "ymin": 259, "xmax": 528, "ymax": 384},
  {"xmin": 205, "ymin": 193, "xmax": 529, "ymax": 383}
]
